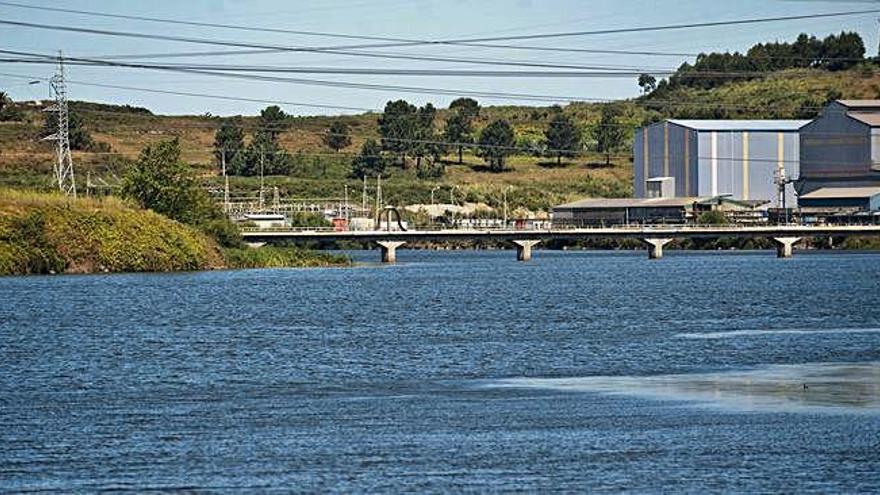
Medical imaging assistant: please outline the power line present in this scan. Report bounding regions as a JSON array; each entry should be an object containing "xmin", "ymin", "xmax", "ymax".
[
  {"xmin": 1, "ymin": 7, "xmax": 876, "ymax": 68},
  {"xmin": 2, "ymin": 1, "xmax": 876, "ymax": 59},
  {"xmin": 0, "ymin": 50, "xmax": 835, "ymax": 110},
  {"xmin": 81, "ymin": 46, "xmax": 702, "ymax": 61},
  {"xmin": 0, "ymin": 50, "xmax": 633, "ymax": 103},
  {"xmin": 0, "ymin": 70, "xmax": 375, "ymax": 112},
  {"xmin": 0, "ymin": 54, "xmax": 860, "ymax": 78},
  {"xmin": 0, "ymin": 55, "xmax": 683, "ymax": 76},
  {"xmin": 442, "ymin": 9, "xmax": 880, "ymax": 43}
]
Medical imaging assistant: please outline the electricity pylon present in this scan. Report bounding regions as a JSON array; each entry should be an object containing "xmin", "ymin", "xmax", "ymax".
[{"xmin": 43, "ymin": 52, "xmax": 76, "ymax": 198}]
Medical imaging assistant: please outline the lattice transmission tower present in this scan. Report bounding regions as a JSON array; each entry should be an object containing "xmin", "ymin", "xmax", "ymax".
[{"xmin": 43, "ymin": 52, "xmax": 76, "ymax": 198}]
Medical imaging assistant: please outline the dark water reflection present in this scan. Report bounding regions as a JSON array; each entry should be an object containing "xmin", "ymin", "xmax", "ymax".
[{"xmin": 1, "ymin": 250, "xmax": 879, "ymax": 492}]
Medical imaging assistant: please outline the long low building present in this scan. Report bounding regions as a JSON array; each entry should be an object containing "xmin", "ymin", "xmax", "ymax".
[
  {"xmin": 798, "ymin": 187, "xmax": 880, "ymax": 210},
  {"xmin": 552, "ymin": 196, "xmax": 766, "ymax": 226},
  {"xmin": 634, "ymin": 119, "xmax": 807, "ymax": 207}
]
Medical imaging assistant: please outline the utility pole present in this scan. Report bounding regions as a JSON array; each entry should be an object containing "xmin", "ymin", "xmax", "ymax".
[
  {"xmin": 222, "ymin": 151, "xmax": 229, "ymax": 215},
  {"xmin": 362, "ymin": 175, "xmax": 367, "ymax": 215},
  {"xmin": 375, "ymin": 175, "xmax": 382, "ymax": 228},
  {"xmin": 43, "ymin": 52, "xmax": 76, "ymax": 198},
  {"xmin": 259, "ymin": 152, "xmax": 265, "ymax": 211},
  {"xmin": 503, "ymin": 186, "xmax": 511, "ymax": 228},
  {"xmin": 344, "ymin": 184, "xmax": 349, "ymax": 222}
]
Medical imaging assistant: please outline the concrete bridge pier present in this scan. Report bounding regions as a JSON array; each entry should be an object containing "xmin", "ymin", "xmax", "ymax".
[
  {"xmin": 377, "ymin": 241, "xmax": 406, "ymax": 263},
  {"xmin": 642, "ymin": 238, "xmax": 672, "ymax": 259},
  {"xmin": 512, "ymin": 240, "xmax": 541, "ymax": 261},
  {"xmin": 771, "ymin": 237, "xmax": 801, "ymax": 258}
]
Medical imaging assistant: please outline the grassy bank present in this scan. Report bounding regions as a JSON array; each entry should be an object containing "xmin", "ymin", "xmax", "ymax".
[
  {"xmin": 223, "ymin": 246, "xmax": 349, "ymax": 269},
  {"xmin": 0, "ymin": 189, "xmax": 347, "ymax": 275}
]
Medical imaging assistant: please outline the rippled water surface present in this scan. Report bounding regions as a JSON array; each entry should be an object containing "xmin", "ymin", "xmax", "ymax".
[{"xmin": 2, "ymin": 250, "xmax": 880, "ymax": 492}]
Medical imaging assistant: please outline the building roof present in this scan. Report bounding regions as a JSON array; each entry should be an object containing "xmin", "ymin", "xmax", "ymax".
[
  {"xmin": 837, "ymin": 100, "xmax": 880, "ymax": 110},
  {"xmin": 666, "ymin": 119, "xmax": 809, "ymax": 132},
  {"xmin": 554, "ymin": 197, "xmax": 700, "ymax": 209},
  {"xmin": 800, "ymin": 187, "xmax": 880, "ymax": 200},
  {"xmin": 846, "ymin": 112, "xmax": 880, "ymax": 127}
]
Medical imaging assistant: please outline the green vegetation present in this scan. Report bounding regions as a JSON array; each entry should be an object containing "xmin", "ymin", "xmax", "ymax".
[
  {"xmin": 544, "ymin": 113, "xmax": 581, "ymax": 165},
  {"xmin": 840, "ymin": 237, "xmax": 880, "ymax": 250},
  {"xmin": 121, "ymin": 138, "xmax": 243, "ymax": 252},
  {"xmin": 42, "ymin": 108, "xmax": 109, "ymax": 152},
  {"xmin": 593, "ymin": 105, "xmax": 626, "ymax": 166},
  {"xmin": 323, "ymin": 121, "xmax": 352, "ymax": 153},
  {"xmin": 350, "ymin": 139, "xmax": 387, "ymax": 179},
  {"xmin": 213, "ymin": 118, "xmax": 245, "ymax": 172},
  {"xmin": 0, "ymin": 188, "xmax": 224, "ymax": 275},
  {"xmin": 0, "ymin": 92, "xmax": 24, "ymax": 121},
  {"xmin": 477, "ymin": 119, "xmax": 515, "ymax": 172},
  {"xmin": 443, "ymin": 97, "xmax": 480, "ymax": 164},
  {"xmin": 697, "ymin": 210, "xmax": 729, "ymax": 225},
  {"xmin": 222, "ymin": 245, "xmax": 348, "ymax": 269},
  {"xmin": 658, "ymin": 31, "xmax": 868, "ymax": 92},
  {"xmin": 377, "ymin": 99, "xmax": 439, "ymax": 170},
  {"xmin": 0, "ymin": 188, "xmax": 348, "ymax": 275}
]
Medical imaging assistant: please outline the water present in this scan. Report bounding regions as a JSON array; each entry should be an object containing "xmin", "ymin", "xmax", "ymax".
[{"xmin": 2, "ymin": 250, "xmax": 880, "ymax": 492}]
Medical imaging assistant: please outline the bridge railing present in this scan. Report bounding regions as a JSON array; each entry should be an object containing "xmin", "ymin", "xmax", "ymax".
[{"xmin": 239, "ymin": 223, "xmax": 860, "ymax": 234}]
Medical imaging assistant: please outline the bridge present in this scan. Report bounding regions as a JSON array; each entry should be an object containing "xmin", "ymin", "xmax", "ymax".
[{"xmin": 240, "ymin": 225, "xmax": 880, "ymax": 262}]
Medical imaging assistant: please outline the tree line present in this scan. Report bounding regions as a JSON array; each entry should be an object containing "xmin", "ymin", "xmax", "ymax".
[
  {"xmin": 641, "ymin": 31, "xmax": 871, "ymax": 94},
  {"xmin": 213, "ymin": 98, "xmax": 628, "ymax": 179}
]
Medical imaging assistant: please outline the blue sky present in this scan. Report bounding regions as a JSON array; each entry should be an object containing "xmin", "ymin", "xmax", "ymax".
[{"xmin": 1, "ymin": 0, "xmax": 878, "ymax": 116}]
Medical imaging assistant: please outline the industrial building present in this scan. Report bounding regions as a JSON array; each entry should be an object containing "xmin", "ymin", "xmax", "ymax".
[
  {"xmin": 799, "ymin": 100, "xmax": 880, "ymax": 193},
  {"xmin": 799, "ymin": 187, "xmax": 880, "ymax": 210},
  {"xmin": 551, "ymin": 196, "xmax": 765, "ymax": 226},
  {"xmin": 633, "ymin": 119, "xmax": 808, "ymax": 207}
]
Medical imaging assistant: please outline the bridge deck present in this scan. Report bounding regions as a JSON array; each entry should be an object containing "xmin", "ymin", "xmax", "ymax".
[{"xmin": 240, "ymin": 225, "xmax": 880, "ymax": 242}]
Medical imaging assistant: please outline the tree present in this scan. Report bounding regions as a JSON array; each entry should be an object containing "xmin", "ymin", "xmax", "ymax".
[
  {"xmin": 449, "ymin": 97, "xmax": 480, "ymax": 120},
  {"xmin": 323, "ymin": 120, "xmax": 352, "ymax": 152},
  {"xmin": 42, "ymin": 110, "xmax": 96, "ymax": 151},
  {"xmin": 593, "ymin": 105, "xmax": 626, "ymax": 166},
  {"xmin": 257, "ymin": 105, "xmax": 288, "ymax": 139},
  {"xmin": 637, "ymin": 74, "xmax": 657, "ymax": 94},
  {"xmin": 350, "ymin": 139, "xmax": 386, "ymax": 179},
  {"xmin": 698, "ymin": 210, "xmax": 728, "ymax": 225},
  {"xmin": 0, "ymin": 92, "xmax": 22, "ymax": 121},
  {"xmin": 444, "ymin": 98, "xmax": 480, "ymax": 164},
  {"xmin": 242, "ymin": 105, "xmax": 292, "ymax": 176},
  {"xmin": 213, "ymin": 119, "xmax": 245, "ymax": 174},
  {"xmin": 477, "ymin": 119, "xmax": 514, "ymax": 172},
  {"xmin": 412, "ymin": 103, "xmax": 437, "ymax": 169},
  {"xmin": 544, "ymin": 113, "xmax": 581, "ymax": 165},
  {"xmin": 818, "ymin": 31, "xmax": 865, "ymax": 71},
  {"xmin": 122, "ymin": 139, "xmax": 212, "ymax": 225},
  {"xmin": 378, "ymin": 99, "xmax": 417, "ymax": 166},
  {"xmin": 123, "ymin": 139, "xmax": 241, "ymax": 247}
]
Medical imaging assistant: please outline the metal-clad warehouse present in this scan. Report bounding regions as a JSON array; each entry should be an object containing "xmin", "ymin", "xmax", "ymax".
[
  {"xmin": 799, "ymin": 187, "xmax": 880, "ymax": 211},
  {"xmin": 799, "ymin": 100, "xmax": 880, "ymax": 193},
  {"xmin": 633, "ymin": 119, "xmax": 808, "ymax": 207}
]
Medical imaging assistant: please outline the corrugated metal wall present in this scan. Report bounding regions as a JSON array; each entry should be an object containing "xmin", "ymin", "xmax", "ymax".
[
  {"xmin": 633, "ymin": 122, "xmax": 697, "ymax": 198},
  {"xmin": 634, "ymin": 122, "xmax": 800, "ymax": 206},
  {"xmin": 633, "ymin": 128, "xmax": 646, "ymax": 197},
  {"xmin": 800, "ymin": 103, "xmax": 877, "ymax": 192}
]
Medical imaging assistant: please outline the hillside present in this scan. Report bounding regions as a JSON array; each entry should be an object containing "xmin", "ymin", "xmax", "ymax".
[
  {"xmin": 0, "ymin": 189, "xmax": 346, "ymax": 275},
  {"xmin": 1, "ymin": 66, "xmax": 878, "ymax": 213}
]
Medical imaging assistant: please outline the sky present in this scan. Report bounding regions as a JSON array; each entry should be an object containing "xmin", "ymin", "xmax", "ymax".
[{"xmin": 1, "ymin": 0, "xmax": 878, "ymax": 116}]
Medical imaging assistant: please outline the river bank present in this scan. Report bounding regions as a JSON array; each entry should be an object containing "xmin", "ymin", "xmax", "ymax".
[{"xmin": 0, "ymin": 189, "xmax": 348, "ymax": 275}]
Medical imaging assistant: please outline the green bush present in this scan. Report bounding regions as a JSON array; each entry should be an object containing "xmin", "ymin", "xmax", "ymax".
[{"xmin": 223, "ymin": 246, "xmax": 348, "ymax": 269}]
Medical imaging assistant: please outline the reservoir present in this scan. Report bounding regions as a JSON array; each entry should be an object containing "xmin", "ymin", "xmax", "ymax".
[{"xmin": 2, "ymin": 250, "xmax": 879, "ymax": 492}]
